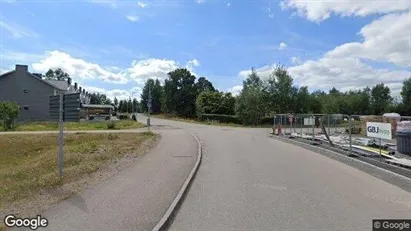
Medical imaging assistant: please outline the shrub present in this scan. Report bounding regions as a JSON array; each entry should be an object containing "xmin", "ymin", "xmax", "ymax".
[
  {"xmin": 107, "ymin": 120, "xmax": 116, "ymax": 129},
  {"xmin": 118, "ymin": 114, "xmax": 128, "ymax": 120},
  {"xmin": 0, "ymin": 101, "xmax": 20, "ymax": 130}
]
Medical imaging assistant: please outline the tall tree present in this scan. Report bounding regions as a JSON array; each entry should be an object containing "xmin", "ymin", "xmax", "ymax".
[
  {"xmin": 371, "ymin": 83, "xmax": 392, "ymax": 115},
  {"xmin": 162, "ymin": 68, "xmax": 198, "ymax": 117},
  {"xmin": 141, "ymin": 79, "xmax": 163, "ymax": 114},
  {"xmin": 196, "ymin": 77, "xmax": 216, "ymax": 93},
  {"xmin": 114, "ymin": 97, "xmax": 119, "ymax": 110},
  {"xmin": 272, "ymin": 64, "xmax": 295, "ymax": 113},
  {"xmin": 400, "ymin": 77, "xmax": 411, "ymax": 115},
  {"xmin": 236, "ymin": 70, "xmax": 266, "ymax": 125}
]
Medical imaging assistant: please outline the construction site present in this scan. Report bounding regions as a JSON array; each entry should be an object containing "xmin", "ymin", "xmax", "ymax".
[{"xmin": 272, "ymin": 113, "xmax": 411, "ymax": 176}]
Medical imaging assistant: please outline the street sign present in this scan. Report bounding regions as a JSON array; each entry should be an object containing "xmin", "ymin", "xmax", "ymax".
[{"xmin": 366, "ymin": 122, "xmax": 392, "ymax": 140}]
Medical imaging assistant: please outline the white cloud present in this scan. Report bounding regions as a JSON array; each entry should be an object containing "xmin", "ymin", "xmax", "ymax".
[
  {"xmin": 326, "ymin": 12, "xmax": 411, "ymax": 67},
  {"xmin": 85, "ymin": 86, "xmax": 141, "ymax": 101},
  {"xmin": 0, "ymin": 19, "xmax": 39, "ymax": 38},
  {"xmin": 125, "ymin": 58, "xmax": 179, "ymax": 84},
  {"xmin": 126, "ymin": 15, "xmax": 140, "ymax": 22},
  {"xmin": 290, "ymin": 56, "xmax": 301, "ymax": 64},
  {"xmin": 196, "ymin": 0, "xmax": 205, "ymax": 4},
  {"xmin": 32, "ymin": 50, "xmax": 128, "ymax": 84},
  {"xmin": 279, "ymin": 42, "xmax": 288, "ymax": 50},
  {"xmin": 89, "ymin": 0, "xmax": 118, "ymax": 8},
  {"xmin": 238, "ymin": 7, "xmax": 411, "ymax": 97},
  {"xmin": 228, "ymin": 85, "xmax": 242, "ymax": 96},
  {"xmin": 227, "ymin": 2, "xmax": 231, "ymax": 7},
  {"xmin": 137, "ymin": 1, "xmax": 147, "ymax": 8},
  {"xmin": 280, "ymin": 0, "xmax": 410, "ymax": 22}
]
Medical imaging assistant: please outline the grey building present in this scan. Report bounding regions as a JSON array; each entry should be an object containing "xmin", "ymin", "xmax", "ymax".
[{"xmin": 0, "ymin": 64, "xmax": 90, "ymax": 121}]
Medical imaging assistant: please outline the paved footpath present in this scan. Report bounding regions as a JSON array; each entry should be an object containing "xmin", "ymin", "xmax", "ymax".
[{"xmin": 10, "ymin": 127, "xmax": 198, "ymax": 231}]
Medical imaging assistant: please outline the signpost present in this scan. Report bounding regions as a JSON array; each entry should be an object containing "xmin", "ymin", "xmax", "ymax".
[
  {"xmin": 58, "ymin": 94, "xmax": 64, "ymax": 177},
  {"xmin": 366, "ymin": 122, "xmax": 392, "ymax": 159}
]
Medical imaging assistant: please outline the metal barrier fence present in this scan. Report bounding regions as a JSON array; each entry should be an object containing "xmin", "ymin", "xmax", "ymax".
[{"xmin": 273, "ymin": 114, "xmax": 411, "ymax": 165}]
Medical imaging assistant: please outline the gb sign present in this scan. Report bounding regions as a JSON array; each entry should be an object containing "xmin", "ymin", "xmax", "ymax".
[{"xmin": 366, "ymin": 122, "xmax": 392, "ymax": 140}]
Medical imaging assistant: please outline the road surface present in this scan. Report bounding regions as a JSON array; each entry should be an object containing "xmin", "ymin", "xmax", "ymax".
[{"xmin": 140, "ymin": 115, "xmax": 411, "ymax": 231}]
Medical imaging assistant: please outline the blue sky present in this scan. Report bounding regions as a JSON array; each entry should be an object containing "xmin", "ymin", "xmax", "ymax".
[{"xmin": 0, "ymin": 0, "xmax": 410, "ymax": 100}]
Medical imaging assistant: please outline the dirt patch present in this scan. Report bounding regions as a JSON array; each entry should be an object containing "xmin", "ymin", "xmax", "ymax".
[{"xmin": 0, "ymin": 132, "xmax": 159, "ymax": 218}]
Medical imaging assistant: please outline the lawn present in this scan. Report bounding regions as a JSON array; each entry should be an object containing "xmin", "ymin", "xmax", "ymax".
[
  {"xmin": 0, "ymin": 132, "xmax": 157, "ymax": 211},
  {"xmin": 0, "ymin": 120, "xmax": 145, "ymax": 132}
]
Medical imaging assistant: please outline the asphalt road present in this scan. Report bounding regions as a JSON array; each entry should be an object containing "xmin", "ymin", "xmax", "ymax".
[{"xmin": 139, "ymin": 115, "xmax": 411, "ymax": 231}]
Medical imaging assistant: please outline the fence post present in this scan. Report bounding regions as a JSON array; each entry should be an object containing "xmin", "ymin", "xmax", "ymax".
[
  {"xmin": 300, "ymin": 114, "xmax": 303, "ymax": 137},
  {"xmin": 328, "ymin": 115, "xmax": 330, "ymax": 135},
  {"xmin": 349, "ymin": 115, "xmax": 352, "ymax": 155},
  {"xmin": 311, "ymin": 114, "xmax": 315, "ymax": 142}
]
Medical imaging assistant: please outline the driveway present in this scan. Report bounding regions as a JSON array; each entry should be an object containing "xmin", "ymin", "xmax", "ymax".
[{"xmin": 139, "ymin": 114, "xmax": 411, "ymax": 231}]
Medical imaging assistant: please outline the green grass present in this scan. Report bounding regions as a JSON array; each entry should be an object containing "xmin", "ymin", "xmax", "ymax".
[
  {"xmin": 0, "ymin": 132, "xmax": 157, "ymax": 209},
  {"xmin": 0, "ymin": 120, "xmax": 145, "ymax": 132},
  {"xmin": 152, "ymin": 114, "xmax": 273, "ymax": 128}
]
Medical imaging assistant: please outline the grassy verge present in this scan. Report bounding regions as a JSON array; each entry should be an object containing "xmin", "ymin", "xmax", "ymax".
[
  {"xmin": 0, "ymin": 132, "xmax": 157, "ymax": 210},
  {"xmin": 0, "ymin": 120, "xmax": 145, "ymax": 132},
  {"xmin": 151, "ymin": 114, "xmax": 273, "ymax": 128}
]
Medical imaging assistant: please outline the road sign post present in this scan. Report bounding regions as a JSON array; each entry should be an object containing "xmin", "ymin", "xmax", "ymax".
[{"xmin": 58, "ymin": 94, "xmax": 64, "ymax": 177}]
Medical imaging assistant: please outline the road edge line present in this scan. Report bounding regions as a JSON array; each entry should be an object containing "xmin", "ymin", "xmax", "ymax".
[{"xmin": 151, "ymin": 132, "xmax": 202, "ymax": 231}]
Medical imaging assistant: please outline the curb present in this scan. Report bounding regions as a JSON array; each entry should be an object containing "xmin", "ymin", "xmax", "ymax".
[{"xmin": 151, "ymin": 132, "xmax": 202, "ymax": 231}]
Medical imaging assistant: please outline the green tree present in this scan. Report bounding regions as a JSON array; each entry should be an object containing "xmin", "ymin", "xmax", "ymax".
[
  {"xmin": 295, "ymin": 86, "xmax": 311, "ymax": 113},
  {"xmin": 236, "ymin": 69, "xmax": 266, "ymax": 125},
  {"xmin": 0, "ymin": 101, "xmax": 20, "ymax": 130},
  {"xmin": 196, "ymin": 77, "xmax": 216, "ymax": 93},
  {"xmin": 371, "ymin": 83, "xmax": 392, "ymax": 115},
  {"xmin": 141, "ymin": 79, "xmax": 163, "ymax": 114},
  {"xmin": 89, "ymin": 93, "xmax": 111, "ymax": 105},
  {"xmin": 162, "ymin": 68, "xmax": 198, "ymax": 117},
  {"xmin": 196, "ymin": 91, "xmax": 236, "ymax": 117},
  {"xmin": 399, "ymin": 78, "xmax": 411, "ymax": 115},
  {"xmin": 44, "ymin": 68, "xmax": 70, "ymax": 81},
  {"xmin": 114, "ymin": 97, "xmax": 119, "ymax": 111},
  {"xmin": 271, "ymin": 64, "xmax": 296, "ymax": 113}
]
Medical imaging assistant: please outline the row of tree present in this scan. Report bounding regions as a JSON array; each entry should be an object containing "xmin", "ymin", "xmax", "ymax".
[
  {"xmin": 136, "ymin": 65, "xmax": 411, "ymax": 125},
  {"xmin": 47, "ymin": 66, "xmax": 411, "ymax": 125}
]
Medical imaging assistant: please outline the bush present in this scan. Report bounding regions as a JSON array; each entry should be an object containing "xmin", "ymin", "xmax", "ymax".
[
  {"xmin": 261, "ymin": 116, "xmax": 274, "ymax": 125},
  {"xmin": 118, "ymin": 114, "xmax": 128, "ymax": 120},
  {"xmin": 0, "ymin": 101, "xmax": 20, "ymax": 130},
  {"xmin": 107, "ymin": 120, "xmax": 116, "ymax": 129},
  {"xmin": 200, "ymin": 114, "xmax": 241, "ymax": 124}
]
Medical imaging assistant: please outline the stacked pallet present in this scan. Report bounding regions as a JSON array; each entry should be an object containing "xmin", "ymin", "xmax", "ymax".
[{"xmin": 382, "ymin": 116, "xmax": 400, "ymax": 138}]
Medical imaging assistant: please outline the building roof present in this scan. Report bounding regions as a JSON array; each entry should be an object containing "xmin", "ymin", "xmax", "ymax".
[
  {"xmin": 45, "ymin": 80, "xmax": 70, "ymax": 91},
  {"xmin": 0, "ymin": 69, "xmax": 65, "ymax": 90}
]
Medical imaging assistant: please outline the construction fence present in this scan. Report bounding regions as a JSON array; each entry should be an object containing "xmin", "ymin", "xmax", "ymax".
[{"xmin": 272, "ymin": 113, "xmax": 411, "ymax": 168}]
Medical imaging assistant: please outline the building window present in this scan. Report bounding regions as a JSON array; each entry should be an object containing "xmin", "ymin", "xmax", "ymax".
[
  {"xmin": 24, "ymin": 90, "xmax": 29, "ymax": 93},
  {"xmin": 23, "ymin": 106, "xmax": 29, "ymax": 110}
]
